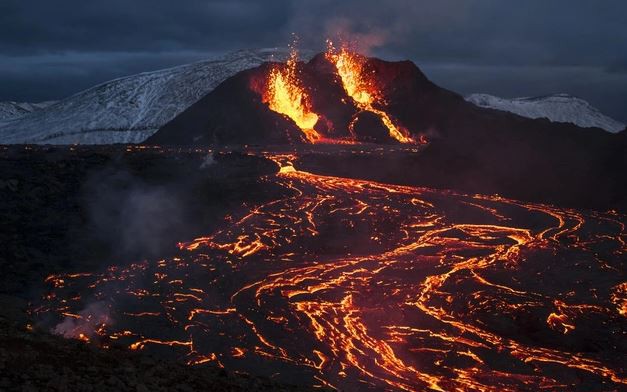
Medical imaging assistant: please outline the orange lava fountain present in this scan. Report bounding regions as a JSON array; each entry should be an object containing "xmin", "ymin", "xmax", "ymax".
[
  {"xmin": 263, "ymin": 48, "xmax": 321, "ymax": 143},
  {"xmin": 326, "ymin": 41, "xmax": 414, "ymax": 144}
]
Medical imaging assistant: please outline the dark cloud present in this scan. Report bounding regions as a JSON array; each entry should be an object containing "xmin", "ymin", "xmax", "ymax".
[
  {"xmin": 0, "ymin": 0, "xmax": 292, "ymax": 54},
  {"xmin": 1, "ymin": 0, "xmax": 626, "ymax": 121},
  {"xmin": 0, "ymin": 50, "xmax": 222, "ymax": 102}
]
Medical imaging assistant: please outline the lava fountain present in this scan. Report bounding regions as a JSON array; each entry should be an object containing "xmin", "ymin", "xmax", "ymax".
[
  {"xmin": 262, "ymin": 47, "xmax": 321, "ymax": 143},
  {"xmin": 326, "ymin": 41, "xmax": 414, "ymax": 144}
]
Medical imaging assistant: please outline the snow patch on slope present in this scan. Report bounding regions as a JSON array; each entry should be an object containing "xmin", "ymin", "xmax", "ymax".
[
  {"xmin": 0, "ymin": 101, "xmax": 57, "ymax": 121},
  {"xmin": 0, "ymin": 49, "xmax": 298, "ymax": 144},
  {"xmin": 466, "ymin": 93, "xmax": 624, "ymax": 133}
]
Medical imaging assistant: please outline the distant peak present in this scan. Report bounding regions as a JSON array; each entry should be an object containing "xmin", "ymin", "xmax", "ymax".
[{"xmin": 466, "ymin": 93, "xmax": 624, "ymax": 133}]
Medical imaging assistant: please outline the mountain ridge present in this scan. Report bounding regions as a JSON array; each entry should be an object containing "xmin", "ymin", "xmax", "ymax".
[
  {"xmin": 0, "ymin": 50, "xmax": 623, "ymax": 144},
  {"xmin": 0, "ymin": 49, "xmax": 299, "ymax": 144},
  {"xmin": 466, "ymin": 93, "xmax": 624, "ymax": 133}
]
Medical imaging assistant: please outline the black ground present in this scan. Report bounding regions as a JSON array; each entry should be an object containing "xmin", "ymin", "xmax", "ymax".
[
  {"xmin": 0, "ymin": 144, "xmax": 624, "ymax": 391},
  {"xmin": 0, "ymin": 145, "xmax": 326, "ymax": 392}
]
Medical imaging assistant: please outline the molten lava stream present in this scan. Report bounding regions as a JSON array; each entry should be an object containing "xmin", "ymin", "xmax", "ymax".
[
  {"xmin": 35, "ymin": 153, "xmax": 626, "ymax": 391},
  {"xmin": 326, "ymin": 42, "xmax": 414, "ymax": 144}
]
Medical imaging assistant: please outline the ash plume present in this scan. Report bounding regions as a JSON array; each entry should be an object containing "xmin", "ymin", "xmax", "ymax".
[{"xmin": 286, "ymin": 0, "xmax": 471, "ymax": 54}]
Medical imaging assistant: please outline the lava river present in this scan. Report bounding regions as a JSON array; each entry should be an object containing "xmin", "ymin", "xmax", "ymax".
[{"xmin": 34, "ymin": 153, "xmax": 626, "ymax": 391}]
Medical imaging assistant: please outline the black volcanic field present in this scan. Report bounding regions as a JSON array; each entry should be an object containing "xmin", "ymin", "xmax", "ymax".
[{"xmin": 0, "ymin": 54, "xmax": 625, "ymax": 391}]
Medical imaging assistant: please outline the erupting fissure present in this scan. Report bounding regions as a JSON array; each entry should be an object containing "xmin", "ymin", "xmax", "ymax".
[
  {"xmin": 326, "ymin": 41, "xmax": 414, "ymax": 144},
  {"xmin": 262, "ymin": 47, "xmax": 321, "ymax": 143}
]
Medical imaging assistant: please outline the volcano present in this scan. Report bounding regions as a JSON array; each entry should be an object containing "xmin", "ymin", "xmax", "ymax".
[
  {"xmin": 146, "ymin": 52, "xmax": 625, "ymax": 211},
  {"xmin": 147, "ymin": 52, "xmax": 438, "ymax": 145}
]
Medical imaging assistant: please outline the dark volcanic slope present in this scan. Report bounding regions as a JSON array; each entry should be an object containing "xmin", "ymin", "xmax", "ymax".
[{"xmin": 147, "ymin": 64, "xmax": 307, "ymax": 146}]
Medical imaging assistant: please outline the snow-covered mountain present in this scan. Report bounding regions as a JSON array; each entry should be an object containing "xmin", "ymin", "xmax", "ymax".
[
  {"xmin": 466, "ymin": 93, "xmax": 624, "ymax": 133},
  {"xmin": 0, "ymin": 49, "xmax": 297, "ymax": 144},
  {"xmin": 0, "ymin": 101, "xmax": 57, "ymax": 121}
]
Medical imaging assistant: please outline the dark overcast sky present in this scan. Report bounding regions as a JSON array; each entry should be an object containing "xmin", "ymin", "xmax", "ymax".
[{"xmin": 1, "ymin": 0, "xmax": 626, "ymax": 121}]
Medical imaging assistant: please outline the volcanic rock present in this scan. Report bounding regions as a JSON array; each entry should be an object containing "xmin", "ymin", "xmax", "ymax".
[
  {"xmin": 351, "ymin": 111, "xmax": 395, "ymax": 143},
  {"xmin": 304, "ymin": 54, "xmax": 358, "ymax": 138}
]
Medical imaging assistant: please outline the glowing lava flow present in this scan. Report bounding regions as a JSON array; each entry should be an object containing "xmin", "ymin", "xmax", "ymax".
[
  {"xmin": 326, "ymin": 42, "xmax": 414, "ymax": 144},
  {"xmin": 263, "ymin": 48, "xmax": 321, "ymax": 143},
  {"xmin": 34, "ymin": 151, "xmax": 626, "ymax": 391}
]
